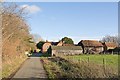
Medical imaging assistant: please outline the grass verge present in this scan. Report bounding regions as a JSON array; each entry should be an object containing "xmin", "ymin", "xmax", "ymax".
[
  {"xmin": 41, "ymin": 57, "xmax": 64, "ymax": 79},
  {"xmin": 2, "ymin": 54, "xmax": 27, "ymax": 78}
]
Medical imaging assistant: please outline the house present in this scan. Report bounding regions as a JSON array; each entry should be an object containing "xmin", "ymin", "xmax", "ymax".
[
  {"xmin": 42, "ymin": 40, "xmax": 64, "ymax": 53},
  {"xmin": 102, "ymin": 42, "xmax": 118, "ymax": 53},
  {"xmin": 42, "ymin": 42, "xmax": 51, "ymax": 53},
  {"xmin": 78, "ymin": 40, "xmax": 103, "ymax": 54},
  {"xmin": 51, "ymin": 46, "xmax": 83, "ymax": 56}
]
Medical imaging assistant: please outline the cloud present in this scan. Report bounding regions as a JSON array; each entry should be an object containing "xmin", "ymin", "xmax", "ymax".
[{"xmin": 20, "ymin": 4, "xmax": 41, "ymax": 14}]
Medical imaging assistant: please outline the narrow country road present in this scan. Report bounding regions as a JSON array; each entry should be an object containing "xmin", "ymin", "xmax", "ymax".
[{"xmin": 12, "ymin": 57, "xmax": 48, "ymax": 79}]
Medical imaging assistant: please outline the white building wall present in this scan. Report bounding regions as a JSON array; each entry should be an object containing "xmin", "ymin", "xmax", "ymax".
[{"xmin": 52, "ymin": 50, "xmax": 83, "ymax": 56}]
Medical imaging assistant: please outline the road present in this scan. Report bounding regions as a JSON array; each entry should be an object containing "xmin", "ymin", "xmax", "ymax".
[{"xmin": 12, "ymin": 56, "xmax": 48, "ymax": 79}]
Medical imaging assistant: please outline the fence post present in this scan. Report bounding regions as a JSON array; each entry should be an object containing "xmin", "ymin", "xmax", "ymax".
[
  {"xmin": 88, "ymin": 57, "xmax": 89, "ymax": 66},
  {"xmin": 103, "ymin": 58, "xmax": 106, "ymax": 74},
  {"xmin": 72, "ymin": 56, "xmax": 74, "ymax": 62},
  {"xmin": 79, "ymin": 57, "xmax": 80, "ymax": 64}
]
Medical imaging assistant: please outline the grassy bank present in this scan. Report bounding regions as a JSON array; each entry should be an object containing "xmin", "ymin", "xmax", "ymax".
[
  {"xmin": 42, "ymin": 55, "xmax": 118, "ymax": 79},
  {"xmin": 41, "ymin": 57, "xmax": 64, "ymax": 79},
  {"xmin": 2, "ymin": 54, "xmax": 27, "ymax": 78}
]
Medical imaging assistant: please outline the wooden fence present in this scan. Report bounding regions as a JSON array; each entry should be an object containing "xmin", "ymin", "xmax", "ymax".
[{"xmin": 58, "ymin": 55, "xmax": 118, "ymax": 75}]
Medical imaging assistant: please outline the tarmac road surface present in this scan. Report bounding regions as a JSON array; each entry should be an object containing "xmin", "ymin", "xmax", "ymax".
[{"xmin": 12, "ymin": 56, "xmax": 47, "ymax": 79}]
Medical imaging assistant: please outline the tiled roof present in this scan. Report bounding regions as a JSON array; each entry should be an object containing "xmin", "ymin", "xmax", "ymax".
[
  {"xmin": 79, "ymin": 40, "xmax": 103, "ymax": 47},
  {"xmin": 105, "ymin": 42, "xmax": 117, "ymax": 48},
  {"xmin": 51, "ymin": 42, "xmax": 59, "ymax": 45},
  {"xmin": 45, "ymin": 41, "xmax": 61, "ymax": 46}
]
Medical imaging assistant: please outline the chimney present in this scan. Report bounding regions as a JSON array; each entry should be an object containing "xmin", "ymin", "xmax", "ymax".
[{"xmin": 46, "ymin": 40, "xmax": 48, "ymax": 42}]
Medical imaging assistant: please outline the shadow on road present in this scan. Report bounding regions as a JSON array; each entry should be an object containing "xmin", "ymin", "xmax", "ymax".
[
  {"xmin": 30, "ymin": 53, "xmax": 42, "ymax": 57},
  {"xmin": 28, "ymin": 52, "xmax": 51, "ymax": 57}
]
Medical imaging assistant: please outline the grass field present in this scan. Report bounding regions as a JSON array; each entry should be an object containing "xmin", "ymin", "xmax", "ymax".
[{"xmin": 64, "ymin": 54, "xmax": 118, "ymax": 68}]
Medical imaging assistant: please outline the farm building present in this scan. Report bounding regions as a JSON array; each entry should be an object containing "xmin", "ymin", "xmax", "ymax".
[
  {"xmin": 78, "ymin": 40, "xmax": 103, "ymax": 54},
  {"xmin": 62, "ymin": 44, "xmax": 74, "ymax": 46},
  {"xmin": 51, "ymin": 46, "xmax": 82, "ymax": 56},
  {"xmin": 113, "ymin": 47, "xmax": 120, "ymax": 54},
  {"xmin": 51, "ymin": 40, "xmax": 63, "ymax": 46},
  {"xmin": 42, "ymin": 42, "xmax": 51, "ymax": 53},
  {"xmin": 42, "ymin": 40, "xmax": 64, "ymax": 53},
  {"xmin": 102, "ymin": 42, "xmax": 118, "ymax": 53}
]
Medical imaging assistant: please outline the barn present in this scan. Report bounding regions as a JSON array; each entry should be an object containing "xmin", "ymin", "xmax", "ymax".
[
  {"xmin": 42, "ymin": 42, "xmax": 51, "ymax": 53},
  {"xmin": 102, "ymin": 42, "xmax": 118, "ymax": 53},
  {"xmin": 113, "ymin": 47, "xmax": 120, "ymax": 54},
  {"xmin": 51, "ymin": 46, "xmax": 83, "ymax": 56},
  {"xmin": 78, "ymin": 40, "xmax": 103, "ymax": 54}
]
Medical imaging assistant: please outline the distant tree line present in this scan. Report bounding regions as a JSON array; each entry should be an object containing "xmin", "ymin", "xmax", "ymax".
[{"xmin": 61, "ymin": 37, "xmax": 74, "ymax": 44}]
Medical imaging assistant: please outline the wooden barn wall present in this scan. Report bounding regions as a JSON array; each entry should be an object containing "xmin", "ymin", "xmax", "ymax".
[{"xmin": 84, "ymin": 47, "xmax": 103, "ymax": 53}]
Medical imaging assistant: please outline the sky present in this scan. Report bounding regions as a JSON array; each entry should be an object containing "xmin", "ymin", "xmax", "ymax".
[{"xmin": 17, "ymin": 2, "xmax": 118, "ymax": 44}]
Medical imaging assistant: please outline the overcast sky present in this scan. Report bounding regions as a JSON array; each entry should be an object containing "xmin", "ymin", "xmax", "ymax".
[{"xmin": 17, "ymin": 2, "xmax": 118, "ymax": 43}]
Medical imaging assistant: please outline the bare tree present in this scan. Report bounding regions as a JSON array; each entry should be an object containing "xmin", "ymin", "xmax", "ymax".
[
  {"xmin": 32, "ymin": 34, "xmax": 44, "ymax": 43},
  {"xmin": 2, "ymin": 2, "xmax": 35, "ymax": 58},
  {"xmin": 101, "ymin": 35, "xmax": 119, "ymax": 46},
  {"xmin": 1, "ymin": 2, "xmax": 28, "ymax": 19},
  {"xmin": 2, "ymin": 3, "xmax": 30, "ymax": 42}
]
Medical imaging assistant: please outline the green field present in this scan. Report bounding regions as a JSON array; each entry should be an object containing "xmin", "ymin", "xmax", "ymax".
[{"xmin": 65, "ymin": 54, "xmax": 118, "ymax": 68}]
